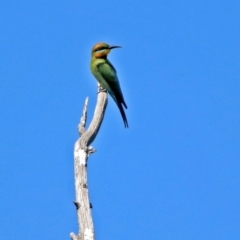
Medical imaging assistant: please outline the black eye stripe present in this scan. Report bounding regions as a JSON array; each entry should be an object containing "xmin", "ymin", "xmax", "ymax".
[{"xmin": 94, "ymin": 46, "xmax": 107, "ymax": 52}]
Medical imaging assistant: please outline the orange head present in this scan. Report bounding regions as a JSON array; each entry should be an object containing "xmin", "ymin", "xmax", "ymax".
[{"xmin": 91, "ymin": 42, "xmax": 121, "ymax": 58}]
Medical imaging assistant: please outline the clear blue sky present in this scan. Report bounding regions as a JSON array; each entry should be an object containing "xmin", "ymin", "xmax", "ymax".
[{"xmin": 0, "ymin": 1, "xmax": 240, "ymax": 239}]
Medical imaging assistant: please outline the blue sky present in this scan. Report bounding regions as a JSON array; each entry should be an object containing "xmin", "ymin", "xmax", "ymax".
[{"xmin": 0, "ymin": 0, "xmax": 240, "ymax": 239}]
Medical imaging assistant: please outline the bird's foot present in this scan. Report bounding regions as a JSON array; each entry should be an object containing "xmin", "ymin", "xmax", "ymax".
[{"xmin": 98, "ymin": 86, "xmax": 107, "ymax": 93}]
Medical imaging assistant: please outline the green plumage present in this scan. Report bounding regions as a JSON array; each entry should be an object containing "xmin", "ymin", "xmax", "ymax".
[{"xmin": 91, "ymin": 43, "xmax": 128, "ymax": 128}]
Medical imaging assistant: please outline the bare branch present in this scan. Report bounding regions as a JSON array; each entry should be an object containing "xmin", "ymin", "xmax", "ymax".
[
  {"xmin": 70, "ymin": 232, "xmax": 80, "ymax": 240},
  {"xmin": 71, "ymin": 85, "xmax": 108, "ymax": 240},
  {"xmin": 78, "ymin": 97, "xmax": 89, "ymax": 135},
  {"xmin": 79, "ymin": 87, "xmax": 107, "ymax": 151}
]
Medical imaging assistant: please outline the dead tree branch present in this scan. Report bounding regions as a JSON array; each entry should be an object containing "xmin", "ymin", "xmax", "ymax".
[{"xmin": 70, "ymin": 85, "xmax": 108, "ymax": 240}]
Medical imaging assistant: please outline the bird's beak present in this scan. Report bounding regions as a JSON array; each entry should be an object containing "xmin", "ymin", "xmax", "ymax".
[{"xmin": 109, "ymin": 45, "xmax": 121, "ymax": 49}]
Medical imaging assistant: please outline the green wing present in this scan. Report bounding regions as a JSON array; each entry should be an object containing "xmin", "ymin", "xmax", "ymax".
[
  {"xmin": 97, "ymin": 62, "xmax": 127, "ymax": 108},
  {"xmin": 97, "ymin": 61, "xmax": 128, "ymax": 127}
]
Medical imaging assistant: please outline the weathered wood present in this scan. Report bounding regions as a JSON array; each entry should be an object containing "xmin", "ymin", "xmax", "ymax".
[{"xmin": 70, "ymin": 86, "xmax": 108, "ymax": 240}]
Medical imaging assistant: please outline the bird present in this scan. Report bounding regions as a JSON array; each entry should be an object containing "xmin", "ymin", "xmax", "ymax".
[{"xmin": 90, "ymin": 42, "xmax": 128, "ymax": 128}]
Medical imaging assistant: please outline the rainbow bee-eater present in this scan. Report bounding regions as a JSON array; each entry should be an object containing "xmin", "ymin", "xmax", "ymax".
[{"xmin": 90, "ymin": 42, "xmax": 128, "ymax": 128}]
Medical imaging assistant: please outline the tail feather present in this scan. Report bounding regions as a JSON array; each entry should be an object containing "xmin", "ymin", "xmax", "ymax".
[
  {"xmin": 108, "ymin": 89, "xmax": 128, "ymax": 128},
  {"xmin": 117, "ymin": 102, "xmax": 129, "ymax": 128},
  {"xmin": 122, "ymin": 99, "xmax": 128, "ymax": 109}
]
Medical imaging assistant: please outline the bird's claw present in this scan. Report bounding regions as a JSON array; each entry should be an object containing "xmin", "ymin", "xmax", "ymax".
[{"xmin": 98, "ymin": 86, "xmax": 107, "ymax": 93}]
